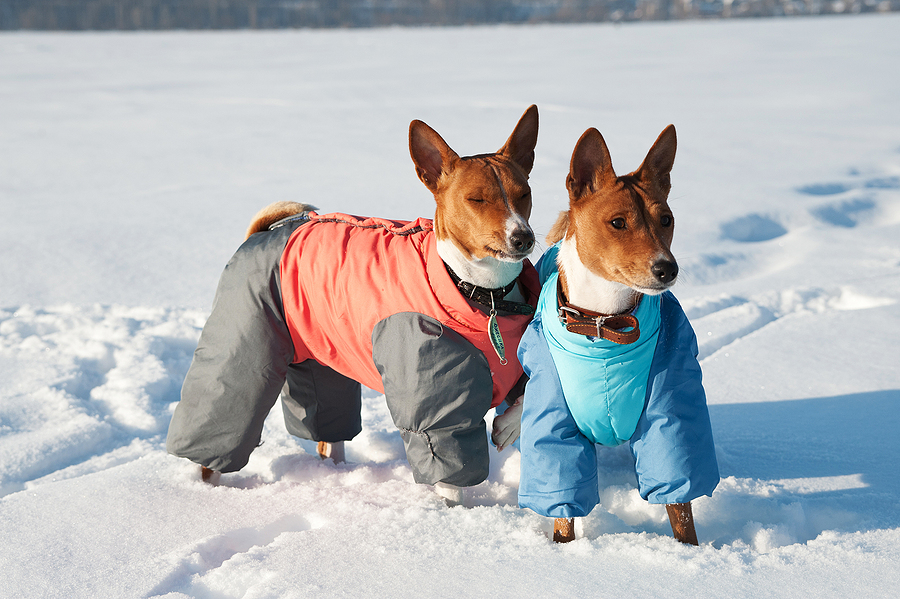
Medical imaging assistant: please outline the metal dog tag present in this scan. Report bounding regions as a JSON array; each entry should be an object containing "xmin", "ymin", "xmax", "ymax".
[{"xmin": 488, "ymin": 309, "xmax": 507, "ymax": 365}]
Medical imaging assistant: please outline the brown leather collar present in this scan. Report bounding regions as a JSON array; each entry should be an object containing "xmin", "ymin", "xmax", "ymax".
[{"xmin": 557, "ymin": 279, "xmax": 641, "ymax": 344}]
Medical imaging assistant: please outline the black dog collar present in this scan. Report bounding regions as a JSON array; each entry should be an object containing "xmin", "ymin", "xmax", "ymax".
[{"xmin": 444, "ymin": 263, "xmax": 535, "ymax": 316}]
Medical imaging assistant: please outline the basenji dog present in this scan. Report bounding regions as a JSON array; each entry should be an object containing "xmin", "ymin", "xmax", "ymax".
[
  {"xmin": 167, "ymin": 106, "xmax": 541, "ymax": 507},
  {"xmin": 515, "ymin": 125, "xmax": 719, "ymax": 544}
]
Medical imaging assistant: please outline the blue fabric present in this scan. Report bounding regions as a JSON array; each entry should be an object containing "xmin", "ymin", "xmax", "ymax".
[
  {"xmin": 517, "ymin": 250, "xmax": 719, "ymax": 516},
  {"xmin": 539, "ymin": 270, "xmax": 660, "ymax": 447},
  {"xmin": 628, "ymin": 295, "xmax": 719, "ymax": 505},
  {"xmin": 517, "ymin": 315, "xmax": 601, "ymax": 518},
  {"xmin": 535, "ymin": 245, "xmax": 560, "ymax": 283}
]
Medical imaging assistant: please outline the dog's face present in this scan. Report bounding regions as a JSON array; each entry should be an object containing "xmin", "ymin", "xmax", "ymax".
[
  {"xmin": 432, "ymin": 153, "xmax": 534, "ymax": 263},
  {"xmin": 558, "ymin": 125, "xmax": 678, "ymax": 294},
  {"xmin": 409, "ymin": 105, "xmax": 538, "ymax": 264}
]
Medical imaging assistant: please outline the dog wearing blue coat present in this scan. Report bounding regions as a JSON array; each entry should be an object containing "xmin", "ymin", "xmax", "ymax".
[{"xmin": 513, "ymin": 125, "xmax": 719, "ymax": 544}]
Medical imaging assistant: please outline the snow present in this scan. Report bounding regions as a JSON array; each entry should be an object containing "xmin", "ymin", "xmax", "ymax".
[{"xmin": 2, "ymin": 14, "xmax": 900, "ymax": 598}]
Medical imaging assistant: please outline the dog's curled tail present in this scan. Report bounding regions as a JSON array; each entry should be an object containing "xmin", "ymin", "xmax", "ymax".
[
  {"xmin": 546, "ymin": 210, "xmax": 570, "ymax": 245},
  {"xmin": 246, "ymin": 201, "xmax": 317, "ymax": 239}
]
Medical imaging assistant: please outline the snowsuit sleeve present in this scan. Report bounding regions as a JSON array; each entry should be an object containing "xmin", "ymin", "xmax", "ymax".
[
  {"xmin": 371, "ymin": 312, "xmax": 494, "ymax": 487},
  {"xmin": 629, "ymin": 292, "xmax": 720, "ymax": 504},
  {"xmin": 517, "ymin": 312, "xmax": 601, "ymax": 518}
]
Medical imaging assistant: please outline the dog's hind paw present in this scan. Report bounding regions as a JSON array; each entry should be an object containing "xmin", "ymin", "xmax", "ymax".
[
  {"xmin": 316, "ymin": 441, "xmax": 345, "ymax": 464},
  {"xmin": 200, "ymin": 466, "xmax": 221, "ymax": 486}
]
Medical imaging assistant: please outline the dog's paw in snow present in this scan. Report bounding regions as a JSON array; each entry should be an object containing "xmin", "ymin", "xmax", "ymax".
[{"xmin": 491, "ymin": 395, "xmax": 523, "ymax": 451}]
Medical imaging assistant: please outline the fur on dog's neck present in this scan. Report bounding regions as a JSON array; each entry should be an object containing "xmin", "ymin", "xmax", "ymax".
[
  {"xmin": 557, "ymin": 236, "xmax": 639, "ymax": 315},
  {"xmin": 437, "ymin": 238, "xmax": 525, "ymax": 301}
]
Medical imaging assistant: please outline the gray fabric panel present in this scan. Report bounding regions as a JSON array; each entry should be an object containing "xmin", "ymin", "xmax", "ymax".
[
  {"xmin": 166, "ymin": 221, "xmax": 304, "ymax": 473},
  {"xmin": 281, "ymin": 360, "xmax": 363, "ymax": 442},
  {"xmin": 372, "ymin": 312, "xmax": 493, "ymax": 487}
]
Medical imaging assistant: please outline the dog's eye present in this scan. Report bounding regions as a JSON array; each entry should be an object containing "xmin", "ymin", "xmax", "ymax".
[
  {"xmin": 661, "ymin": 215, "xmax": 673, "ymax": 227},
  {"xmin": 468, "ymin": 198, "xmax": 485, "ymax": 204},
  {"xmin": 611, "ymin": 218, "xmax": 626, "ymax": 230}
]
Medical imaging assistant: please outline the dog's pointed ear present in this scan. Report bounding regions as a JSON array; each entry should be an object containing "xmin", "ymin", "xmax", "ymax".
[
  {"xmin": 498, "ymin": 104, "xmax": 539, "ymax": 175},
  {"xmin": 410, "ymin": 120, "xmax": 460, "ymax": 193},
  {"xmin": 566, "ymin": 128, "xmax": 615, "ymax": 201},
  {"xmin": 636, "ymin": 124, "xmax": 677, "ymax": 195}
]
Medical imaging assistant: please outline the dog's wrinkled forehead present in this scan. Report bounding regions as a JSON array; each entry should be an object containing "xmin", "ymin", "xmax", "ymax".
[
  {"xmin": 480, "ymin": 154, "xmax": 530, "ymax": 193},
  {"xmin": 446, "ymin": 155, "xmax": 529, "ymax": 203},
  {"xmin": 583, "ymin": 175, "xmax": 671, "ymax": 217}
]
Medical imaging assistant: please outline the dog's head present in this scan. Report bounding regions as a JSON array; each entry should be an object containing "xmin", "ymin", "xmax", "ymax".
[
  {"xmin": 409, "ymin": 106, "xmax": 538, "ymax": 275},
  {"xmin": 550, "ymin": 125, "xmax": 678, "ymax": 295}
]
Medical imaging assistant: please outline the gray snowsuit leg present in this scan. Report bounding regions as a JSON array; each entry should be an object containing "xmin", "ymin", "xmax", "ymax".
[
  {"xmin": 166, "ymin": 218, "xmax": 361, "ymax": 473},
  {"xmin": 281, "ymin": 360, "xmax": 362, "ymax": 443},
  {"xmin": 372, "ymin": 313, "xmax": 495, "ymax": 487}
]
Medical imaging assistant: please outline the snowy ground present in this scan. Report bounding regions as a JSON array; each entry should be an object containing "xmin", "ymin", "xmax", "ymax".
[{"xmin": 2, "ymin": 14, "xmax": 900, "ymax": 598}]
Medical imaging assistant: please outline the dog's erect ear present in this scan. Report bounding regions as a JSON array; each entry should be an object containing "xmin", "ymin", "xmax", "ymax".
[
  {"xmin": 498, "ymin": 104, "xmax": 539, "ymax": 175},
  {"xmin": 410, "ymin": 120, "xmax": 460, "ymax": 193},
  {"xmin": 566, "ymin": 128, "xmax": 615, "ymax": 201},
  {"xmin": 636, "ymin": 124, "xmax": 677, "ymax": 194}
]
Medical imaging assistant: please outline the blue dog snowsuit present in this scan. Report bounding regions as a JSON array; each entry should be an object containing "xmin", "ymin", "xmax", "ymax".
[{"xmin": 517, "ymin": 245, "xmax": 719, "ymax": 518}]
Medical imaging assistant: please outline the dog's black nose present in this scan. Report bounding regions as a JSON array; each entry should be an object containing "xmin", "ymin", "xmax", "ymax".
[
  {"xmin": 510, "ymin": 229, "xmax": 535, "ymax": 254},
  {"xmin": 652, "ymin": 260, "xmax": 679, "ymax": 284}
]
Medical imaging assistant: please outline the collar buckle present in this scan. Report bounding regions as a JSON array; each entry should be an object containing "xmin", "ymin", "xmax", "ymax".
[{"xmin": 594, "ymin": 315, "xmax": 609, "ymax": 338}]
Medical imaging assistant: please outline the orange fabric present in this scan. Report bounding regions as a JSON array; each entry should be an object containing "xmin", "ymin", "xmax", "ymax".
[{"xmin": 279, "ymin": 212, "xmax": 539, "ymax": 408}]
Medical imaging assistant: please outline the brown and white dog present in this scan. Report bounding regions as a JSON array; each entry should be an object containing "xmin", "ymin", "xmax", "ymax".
[
  {"xmin": 514, "ymin": 124, "xmax": 717, "ymax": 544},
  {"xmin": 552, "ymin": 125, "xmax": 692, "ymax": 543},
  {"xmin": 174, "ymin": 106, "xmax": 541, "ymax": 507}
]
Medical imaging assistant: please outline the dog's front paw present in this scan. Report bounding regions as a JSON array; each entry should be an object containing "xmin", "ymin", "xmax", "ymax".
[
  {"xmin": 491, "ymin": 395, "xmax": 523, "ymax": 451},
  {"xmin": 434, "ymin": 482, "xmax": 465, "ymax": 507}
]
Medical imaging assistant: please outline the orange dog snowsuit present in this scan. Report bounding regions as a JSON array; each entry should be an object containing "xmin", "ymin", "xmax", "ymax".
[{"xmin": 167, "ymin": 210, "xmax": 538, "ymax": 486}]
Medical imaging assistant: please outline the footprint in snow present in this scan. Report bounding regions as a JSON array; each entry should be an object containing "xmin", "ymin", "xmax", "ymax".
[
  {"xmin": 809, "ymin": 197, "xmax": 876, "ymax": 228},
  {"xmin": 720, "ymin": 213, "xmax": 787, "ymax": 243},
  {"xmin": 796, "ymin": 170, "xmax": 897, "ymax": 228},
  {"xmin": 796, "ymin": 182, "xmax": 853, "ymax": 196}
]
